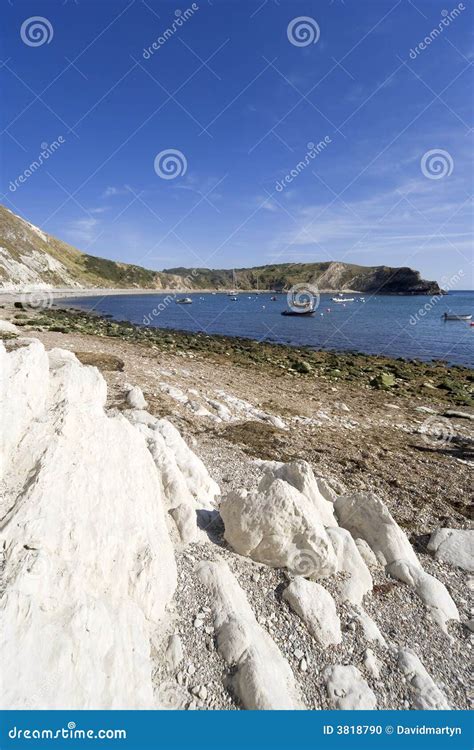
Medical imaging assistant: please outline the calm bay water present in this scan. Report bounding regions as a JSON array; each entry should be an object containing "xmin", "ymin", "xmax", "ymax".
[{"xmin": 61, "ymin": 290, "xmax": 474, "ymax": 368}]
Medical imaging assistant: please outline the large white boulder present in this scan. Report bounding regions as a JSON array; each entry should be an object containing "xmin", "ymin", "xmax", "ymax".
[
  {"xmin": 427, "ymin": 528, "xmax": 474, "ymax": 573},
  {"xmin": 221, "ymin": 478, "xmax": 338, "ymax": 579},
  {"xmin": 334, "ymin": 492, "xmax": 420, "ymax": 568},
  {"xmin": 283, "ymin": 577, "xmax": 342, "ymax": 646},
  {"xmin": 0, "ymin": 341, "xmax": 177, "ymax": 709},
  {"xmin": 398, "ymin": 649, "xmax": 450, "ymax": 709},
  {"xmin": 324, "ymin": 665, "xmax": 377, "ymax": 709},
  {"xmin": 259, "ymin": 460, "xmax": 337, "ymax": 526},
  {"xmin": 197, "ymin": 561, "xmax": 302, "ymax": 710}
]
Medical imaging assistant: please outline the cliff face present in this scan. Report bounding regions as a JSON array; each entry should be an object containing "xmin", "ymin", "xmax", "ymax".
[
  {"xmin": 0, "ymin": 205, "xmax": 188, "ymax": 290},
  {"xmin": 0, "ymin": 205, "xmax": 441, "ymax": 295}
]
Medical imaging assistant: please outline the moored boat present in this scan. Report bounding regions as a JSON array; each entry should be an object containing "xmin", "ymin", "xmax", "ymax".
[
  {"xmin": 176, "ymin": 297, "xmax": 193, "ymax": 304},
  {"xmin": 281, "ymin": 308, "xmax": 315, "ymax": 316},
  {"xmin": 442, "ymin": 312, "xmax": 472, "ymax": 321}
]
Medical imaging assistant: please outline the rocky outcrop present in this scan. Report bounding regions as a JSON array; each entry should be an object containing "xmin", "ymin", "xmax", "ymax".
[
  {"xmin": 282, "ymin": 578, "xmax": 342, "ymax": 646},
  {"xmin": 0, "ymin": 339, "xmax": 184, "ymax": 709},
  {"xmin": 335, "ymin": 492, "xmax": 459, "ymax": 633},
  {"xmin": 427, "ymin": 528, "xmax": 474, "ymax": 572},
  {"xmin": 1, "ymin": 333, "xmax": 467, "ymax": 711},
  {"xmin": 324, "ymin": 665, "xmax": 377, "ymax": 709},
  {"xmin": 398, "ymin": 650, "xmax": 450, "ymax": 709},
  {"xmin": 196, "ymin": 561, "xmax": 301, "ymax": 709},
  {"xmin": 221, "ymin": 477, "xmax": 337, "ymax": 579}
]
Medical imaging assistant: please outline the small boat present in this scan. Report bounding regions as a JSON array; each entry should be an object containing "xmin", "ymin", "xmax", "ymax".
[
  {"xmin": 281, "ymin": 308, "xmax": 315, "ymax": 316},
  {"xmin": 229, "ymin": 295, "xmax": 238, "ymax": 301},
  {"xmin": 270, "ymin": 296, "xmax": 277, "ymax": 301},
  {"xmin": 176, "ymin": 297, "xmax": 193, "ymax": 304},
  {"xmin": 332, "ymin": 296, "xmax": 354, "ymax": 303},
  {"xmin": 442, "ymin": 313, "xmax": 472, "ymax": 321}
]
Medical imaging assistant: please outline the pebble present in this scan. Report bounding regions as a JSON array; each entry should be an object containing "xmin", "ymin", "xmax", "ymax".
[
  {"xmin": 194, "ymin": 618, "xmax": 204, "ymax": 629},
  {"xmin": 187, "ymin": 663, "xmax": 196, "ymax": 676},
  {"xmin": 299, "ymin": 658, "xmax": 308, "ymax": 673}
]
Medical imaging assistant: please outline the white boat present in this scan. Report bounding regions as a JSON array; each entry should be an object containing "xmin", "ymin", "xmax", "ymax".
[
  {"xmin": 176, "ymin": 297, "xmax": 193, "ymax": 304},
  {"xmin": 229, "ymin": 295, "xmax": 238, "ymax": 301},
  {"xmin": 443, "ymin": 312, "xmax": 472, "ymax": 321},
  {"xmin": 331, "ymin": 296, "xmax": 355, "ymax": 303}
]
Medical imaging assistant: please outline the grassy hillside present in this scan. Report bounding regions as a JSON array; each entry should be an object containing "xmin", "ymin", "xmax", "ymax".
[
  {"xmin": 163, "ymin": 262, "xmax": 442, "ymax": 295},
  {"xmin": 0, "ymin": 205, "xmax": 441, "ymax": 295}
]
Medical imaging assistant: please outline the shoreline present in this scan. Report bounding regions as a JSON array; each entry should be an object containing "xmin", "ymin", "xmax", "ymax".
[{"xmin": 3, "ymin": 301, "xmax": 473, "ymax": 405}]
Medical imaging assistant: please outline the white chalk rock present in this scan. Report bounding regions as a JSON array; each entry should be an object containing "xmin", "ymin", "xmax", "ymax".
[
  {"xmin": 197, "ymin": 560, "xmax": 302, "ymax": 710},
  {"xmin": 0, "ymin": 339, "xmax": 49, "ymax": 486},
  {"xmin": 327, "ymin": 527, "xmax": 373, "ymax": 605},
  {"xmin": 398, "ymin": 649, "xmax": 450, "ymax": 709},
  {"xmin": 352, "ymin": 607, "xmax": 387, "ymax": 647},
  {"xmin": 221, "ymin": 478, "xmax": 337, "ymax": 579},
  {"xmin": 363, "ymin": 648, "xmax": 381, "ymax": 678},
  {"xmin": 155, "ymin": 419, "xmax": 220, "ymax": 508},
  {"xmin": 283, "ymin": 577, "xmax": 342, "ymax": 646},
  {"xmin": 0, "ymin": 318, "xmax": 19, "ymax": 333},
  {"xmin": 335, "ymin": 492, "xmax": 420, "ymax": 568},
  {"xmin": 259, "ymin": 460, "xmax": 337, "ymax": 526},
  {"xmin": 170, "ymin": 503, "xmax": 198, "ymax": 545},
  {"xmin": 387, "ymin": 560, "xmax": 459, "ymax": 633},
  {"xmin": 0, "ymin": 341, "xmax": 177, "ymax": 709},
  {"xmin": 126, "ymin": 385, "xmax": 148, "ymax": 410},
  {"xmin": 324, "ymin": 665, "xmax": 377, "ymax": 709},
  {"xmin": 166, "ymin": 634, "xmax": 184, "ymax": 671},
  {"xmin": 427, "ymin": 528, "xmax": 474, "ymax": 573},
  {"xmin": 355, "ymin": 538, "xmax": 379, "ymax": 568}
]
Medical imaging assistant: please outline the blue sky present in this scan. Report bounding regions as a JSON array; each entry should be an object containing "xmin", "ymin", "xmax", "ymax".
[{"xmin": 1, "ymin": 0, "xmax": 473, "ymax": 287}]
